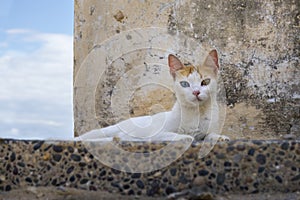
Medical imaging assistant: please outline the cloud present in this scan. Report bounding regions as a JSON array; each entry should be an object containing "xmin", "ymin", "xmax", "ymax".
[
  {"xmin": 5, "ymin": 28, "xmax": 33, "ymax": 35},
  {"xmin": 10, "ymin": 128, "xmax": 20, "ymax": 136},
  {"xmin": 0, "ymin": 29, "xmax": 73, "ymax": 102},
  {"xmin": 0, "ymin": 42, "xmax": 8, "ymax": 48},
  {"xmin": 0, "ymin": 29, "xmax": 73, "ymax": 139},
  {"xmin": 0, "ymin": 118, "xmax": 63, "ymax": 127}
]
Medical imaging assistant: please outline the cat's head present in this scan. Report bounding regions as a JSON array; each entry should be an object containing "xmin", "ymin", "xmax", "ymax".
[{"xmin": 168, "ymin": 50, "xmax": 219, "ymax": 107}]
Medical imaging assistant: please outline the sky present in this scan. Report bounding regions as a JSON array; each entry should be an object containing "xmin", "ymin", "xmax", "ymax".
[{"xmin": 0, "ymin": 0, "xmax": 74, "ymax": 139}]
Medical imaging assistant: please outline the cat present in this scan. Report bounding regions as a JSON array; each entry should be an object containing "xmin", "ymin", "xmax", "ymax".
[{"xmin": 76, "ymin": 50, "xmax": 229, "ymax": 142}]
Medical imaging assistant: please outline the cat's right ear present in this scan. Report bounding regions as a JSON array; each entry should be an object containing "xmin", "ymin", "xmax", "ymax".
[
  {"xmin": 203, "ymin": 49, "xmax": 219, "ymax": 75},
  {"xmin": 168, "ymin": 54, "xmax": 184, "ymax": 79}
]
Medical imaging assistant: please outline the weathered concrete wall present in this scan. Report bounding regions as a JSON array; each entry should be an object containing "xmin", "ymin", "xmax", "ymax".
[
  {"xmin": 168, "ymin": 0, "xmax": 300, "ymax": 139},
  {"xmin": 74, "ymin": 0, "xmax": 176, "ymax": 136},
  {"xmin": 74, "ymin": 0, "xmax": 299, "ymax": 138}
]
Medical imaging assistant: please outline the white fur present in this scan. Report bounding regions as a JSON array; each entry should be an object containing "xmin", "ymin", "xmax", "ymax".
[
  {"xmin": 76, "ymin": 51, "xmax": 229, "ymax": 142},
  {"xmin": 171, "ymin": 71, "xmax": 221, "ymax": 137}
]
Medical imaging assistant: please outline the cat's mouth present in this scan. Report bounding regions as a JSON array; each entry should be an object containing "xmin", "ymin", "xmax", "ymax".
[{"xmin": 195, "ymin": 96, "xmax": 202, "ymax": 101}]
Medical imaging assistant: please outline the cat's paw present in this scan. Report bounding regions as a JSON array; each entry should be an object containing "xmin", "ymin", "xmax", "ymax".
[
  {"xmin": 218, "ymin": 135, "xmax": 230, "ymax": 142},
  {"xmin": 206, "ymin": 133, "xmax": 230, "ymax": 142}
]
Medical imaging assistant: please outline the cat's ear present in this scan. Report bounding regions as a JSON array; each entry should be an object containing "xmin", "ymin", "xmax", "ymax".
[
  {"xmin": 203, "ymin": 49, "xmax": 219, "ymax": 75},
  {"xmin": 168, "ymin": 54, "xmax": 184, "ymax": 79}
]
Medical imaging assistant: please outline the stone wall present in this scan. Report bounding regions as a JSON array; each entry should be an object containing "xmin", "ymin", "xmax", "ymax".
[{"xmin": 73, "ymin": 0, "xmax": 299, "ymax": 138}]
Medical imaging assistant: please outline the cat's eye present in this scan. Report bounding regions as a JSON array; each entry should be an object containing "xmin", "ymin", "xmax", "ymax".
[
  {"xmin": 180, "ymin": 81, "xmax": 190, "ymax": 88},
  {"xmin": 201, "ymin": 79, "xmax": 210, "ymax": 86}
]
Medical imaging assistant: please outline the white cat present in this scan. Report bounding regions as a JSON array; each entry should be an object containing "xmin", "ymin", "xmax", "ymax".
[{"xmin": 76, "ymin": 50, "xmax": 229, "ymax": 142}]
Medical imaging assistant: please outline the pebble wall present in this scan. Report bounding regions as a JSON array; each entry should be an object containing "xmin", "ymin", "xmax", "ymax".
[{"xmin": 1, "ymin": 139, "xmax": 299, "ymax": 197}]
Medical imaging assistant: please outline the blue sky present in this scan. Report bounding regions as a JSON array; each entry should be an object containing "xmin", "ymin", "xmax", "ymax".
[{"xmin": 0, "ymin": 0, "xmax": 74, "ymax": 139}]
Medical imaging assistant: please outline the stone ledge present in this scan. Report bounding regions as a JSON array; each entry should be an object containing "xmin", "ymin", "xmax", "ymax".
[{"xmin": 0, "ymin": 139, "xmax": 299, "ymax": 197}]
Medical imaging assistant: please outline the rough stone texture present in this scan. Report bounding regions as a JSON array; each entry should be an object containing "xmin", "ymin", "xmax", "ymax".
[
  {"xmin": 0, "ymin": 139, "xmax": 300, "ymax": 197},
  {"xmin": 74, "ymin": 0, "xmax": 181, "ymax": 136},
  {"xmin": 73, "ymin": 0, "xmax": 299, "ymax": 138},
  {"xmin": 168, "ymin": 0, "xmax": 300, "ymax": 139}
]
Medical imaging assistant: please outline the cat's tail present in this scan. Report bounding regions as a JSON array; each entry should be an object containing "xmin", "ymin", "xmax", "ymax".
[
  {"xmin": 74, "ymin": 125, "xmax": 121, "ymax": 141},
  {"xmin": 75, "ymin": 128, "xmax": 194, "ymax": 143}
]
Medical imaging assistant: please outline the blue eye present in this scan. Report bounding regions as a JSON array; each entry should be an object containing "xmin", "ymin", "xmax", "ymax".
[{"xmin": 180, "ymin": 81, "xmax": 190, "ymax": 88}]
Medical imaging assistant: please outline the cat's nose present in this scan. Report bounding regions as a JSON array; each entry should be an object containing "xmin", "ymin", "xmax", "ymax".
[{"xmin": 193, "ymin": 90, "xmax": 200, "ymax": 96}]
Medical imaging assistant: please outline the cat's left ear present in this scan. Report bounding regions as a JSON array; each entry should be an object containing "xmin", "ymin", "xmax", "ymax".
[
  {"xmin": 203, "ymin": 49, "xmax": 219, "ymax": 75},
  {"xmin": 168, "ymin": 54, "xmax": 184, "ymax": 79}
]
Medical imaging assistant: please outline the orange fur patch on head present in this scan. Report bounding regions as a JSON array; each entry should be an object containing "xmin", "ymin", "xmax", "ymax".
[{"xmin": 178, "ymin": 66, "xmax": 197, "ymax": 77}]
